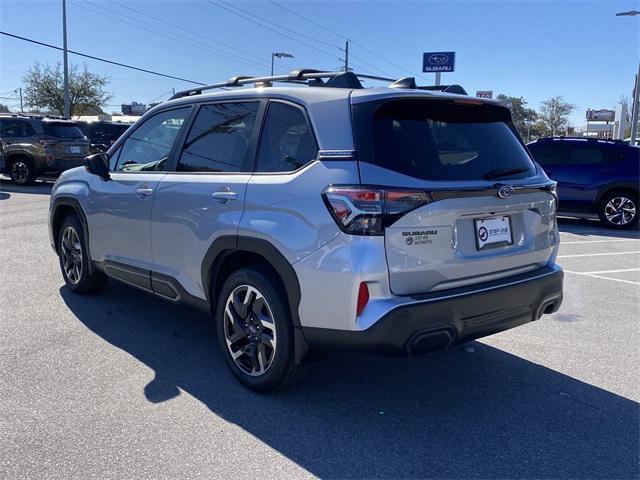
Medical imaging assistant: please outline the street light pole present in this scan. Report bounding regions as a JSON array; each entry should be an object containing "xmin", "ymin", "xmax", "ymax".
[
  {"xmin": 270, "ymin": 52, "xmax": 294, "ymax": 76},
  {"xmin": 616, "ymin": 10, "xmax": 639, "ymax": 144},
  {"xmin": 62, "ymin": 0, "xmax": 70, "ymax": 118},
  {"xmin": 631, "ymin": 63, "xmax": 640, "ymax": 144}
]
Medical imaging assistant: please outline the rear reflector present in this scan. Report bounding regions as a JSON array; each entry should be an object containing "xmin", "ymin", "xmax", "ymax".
[{"xmin": 356, "ymin": 282, "xmax": 370, "ymax": 316}]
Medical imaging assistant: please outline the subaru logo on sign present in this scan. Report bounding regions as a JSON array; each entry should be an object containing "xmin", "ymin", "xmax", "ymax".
[
  {"xmin": 429, "ymin": 54, "xmax": 449, "ymax": 65},
  {"xmin": 423, "ymin": 51, "xmax": 455, "ymax": 72},
  {"xmin": 497, "ymin": 185, "xmax": 515, "ymax": 199}
]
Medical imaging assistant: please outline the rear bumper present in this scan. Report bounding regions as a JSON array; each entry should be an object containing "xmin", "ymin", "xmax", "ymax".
[{"xmin": 301, "ymin": 265, "xmax": 563, "ymax": 356}]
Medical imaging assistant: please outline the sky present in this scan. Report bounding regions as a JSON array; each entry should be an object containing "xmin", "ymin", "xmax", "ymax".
[{"xmin": 0, "ymin": 0, "xmax": 638, "ymax": 127}]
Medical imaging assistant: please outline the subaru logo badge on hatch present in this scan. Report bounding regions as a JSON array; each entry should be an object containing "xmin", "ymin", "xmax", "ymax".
[{"xmin": 497, "ymin": 185, "xmax": 515, "ymax": 199}]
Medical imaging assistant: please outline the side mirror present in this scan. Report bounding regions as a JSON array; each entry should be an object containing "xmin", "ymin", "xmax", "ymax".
[{"xmin": 85, "ymin": 153, "xmax": 110, "ymax": 181}]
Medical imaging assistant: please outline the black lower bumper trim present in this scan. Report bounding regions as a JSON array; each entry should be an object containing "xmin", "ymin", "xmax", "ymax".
[{"xmin": 302, "ymin": 265, "xmax": 563, "ymax": 357}]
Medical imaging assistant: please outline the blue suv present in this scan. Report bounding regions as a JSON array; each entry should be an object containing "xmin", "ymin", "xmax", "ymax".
[{"xmin": 528, "ymin": 137, "xmax": 639, "ymax": 229}]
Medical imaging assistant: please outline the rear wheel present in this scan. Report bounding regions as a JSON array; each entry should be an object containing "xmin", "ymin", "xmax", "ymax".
[
  {"xmin": 9, "ymin": 157, "xmax": 36, "ymax": 186},
  {"xmin": 598, "ymin": 191, "xmax": 638, "ymax": 229},
  {"xmin": 58, "ymin": 214, "xmax": 108, "ymax": 294},
  {"xmin": 216, "ymin": 267, "xmax": 307, "ymax": 392}
]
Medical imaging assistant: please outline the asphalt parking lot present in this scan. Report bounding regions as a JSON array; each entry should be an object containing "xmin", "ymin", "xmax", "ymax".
[{"xmin": 1, "ymin": 179, "xmax": 638, "ymax": 480}]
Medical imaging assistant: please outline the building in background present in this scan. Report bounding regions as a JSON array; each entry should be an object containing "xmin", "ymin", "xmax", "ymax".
[{"xmin": 121, "ymin": 101, "xmax": 147, "ymax": 116}]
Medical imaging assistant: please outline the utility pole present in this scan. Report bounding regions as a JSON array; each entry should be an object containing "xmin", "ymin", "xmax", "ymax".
[
  {"xmin": 615, "ymin": 10, "xmax": 640, "ymax": 144},
  {"xmin": 62, "ymin": 0, "xmax": 70, "ymax": 119},
  {"xmin": 16, "ymin": 88, "xmax": 23, "ymax": 112},
  {"xmin": 344, "ymin": 40, "xmax": 350, "ymax": 71},
  {"xmin": 631, "ymin": 63, "xmax": 640, "ymax": 145}
]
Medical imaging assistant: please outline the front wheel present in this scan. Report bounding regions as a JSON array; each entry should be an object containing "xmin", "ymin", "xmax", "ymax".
[
  {"xmin": 58, "ymin": 214, "xmax": 108, "ymax": 294},
  {"xmin": 598, "ymin": 191, "xmax": 638, "ymax": 229},
  {"xmin": 216, "ymin": 267, "xmax": 307, "ymax": 392}
]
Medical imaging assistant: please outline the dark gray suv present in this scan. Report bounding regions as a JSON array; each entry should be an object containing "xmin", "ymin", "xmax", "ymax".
[{"xmin": 0, "ymin": 114, "xmax": 90, "ymax": 185}]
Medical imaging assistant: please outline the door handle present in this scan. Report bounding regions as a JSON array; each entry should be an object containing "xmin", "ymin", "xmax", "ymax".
[
  {"xmin": 136, "ymin": 187, "xmax": 153, "ymax": 197},
  {"xmin": 212, "ymin": 190, "xmax": 238, "ymax": 203}
]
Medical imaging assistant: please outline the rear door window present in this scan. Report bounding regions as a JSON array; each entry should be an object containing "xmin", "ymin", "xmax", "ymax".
[
  {"xmin": 256, "ymin": 102, "xmax": 317, "ymax": 172},
  {"xmin": 177, "ymin": 102, "xmax": 259, "ymax": 173},
  {"xmin": 357, "ymin": 99, "xmax": 536, "ymax": 181},
  {"xmin": 0, "ymin": 119, "xmax": 35, "ymax": 138},
  {"xmin": 43, "ymin": 122, "xmax": 85, "ymax": 139},
  {"xmin": 568, "ymin": 146, "xmax": 605, "ymax": 165}
]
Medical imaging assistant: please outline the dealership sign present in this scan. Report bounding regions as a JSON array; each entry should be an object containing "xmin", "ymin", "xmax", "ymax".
[
  {"xmin": 476, "ymin": 90, "xmax": 493, "ymax": 99},
  {"xmin": 423, "ymin": 52, "xmax": 455, "ymax": 72},
  {"xmin": 586, "ymin": 109, "xmax": 615, "ymax": 122}
]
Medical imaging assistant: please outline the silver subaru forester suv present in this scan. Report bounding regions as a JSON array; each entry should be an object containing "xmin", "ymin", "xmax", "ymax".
[{"xmin": 49, "ymin": 70, "xmax": 563, "ymax": 391}]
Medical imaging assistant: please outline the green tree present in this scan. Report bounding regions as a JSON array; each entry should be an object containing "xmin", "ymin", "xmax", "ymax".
[
  {"xmin": 22, "ymin": 62, "xmax": 112, "ymax": 117},
  {"xmin": 496, "ymin": 94, "xmax": 538, "ymax": 140},
  {"xmin": 537, "ymin": 96, "xmax": 576, "ymax": 137}
]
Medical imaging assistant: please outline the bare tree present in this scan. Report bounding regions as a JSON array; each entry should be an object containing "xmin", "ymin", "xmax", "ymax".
[
  {"xmin": 0, "ymin": 103, "xmax": 9, "ymax": 113},
  {"xmin": 538, "ymin": 96, "xmax": 576, "ymax": 137},
  {"xmin": 22, "ymin": 62, "xmax": 112, "ymax": 117}
]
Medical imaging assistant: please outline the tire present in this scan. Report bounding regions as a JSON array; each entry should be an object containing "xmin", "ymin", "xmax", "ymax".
[
  {"xmin": 58, "ymin": 214, "xmax": 108, "ymax": 294},
  {"xmin": 9, "ymin": 157, "xmax": 37, "ymax": 186},
  {"xmin": 597, "ymin": 191, "xmax": 639, "ymax": 230},
  {"xmin": 215, "ymin": 266, "xmax": 308, "ymax": 392}
]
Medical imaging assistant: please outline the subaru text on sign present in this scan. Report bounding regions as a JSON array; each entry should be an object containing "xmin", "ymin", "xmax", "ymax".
[{"xmin": 423, "ymin": 51, "xmax": 456, "ymax": 72}]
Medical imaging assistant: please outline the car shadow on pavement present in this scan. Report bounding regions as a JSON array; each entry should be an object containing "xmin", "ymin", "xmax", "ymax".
[
  {"xmin": 558, "ymin": 217, "xmax": 640, "ymax": 238},
  {"xmin": 0, "ymin": 180, "xmax": 53, "ymax": 196},
  {"xmin": 60, "ymin": 283, "xmax": 639, "ymax": 479}
]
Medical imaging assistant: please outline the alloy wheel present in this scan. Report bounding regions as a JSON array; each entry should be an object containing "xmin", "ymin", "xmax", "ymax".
[
  {"xmin": 223, "ymin": 285, "xmax": 278, "ymax": 376},
  {"xmin": 60, "ymin": 226, "xmax": 83, "ymax": 284},
  {"xmin": 10, "ymin": 161, "xmax": 29, "ymax": 184},
  {"xmin": 604, "ymin": 196, "xmax": 636, "ymax": 226}
]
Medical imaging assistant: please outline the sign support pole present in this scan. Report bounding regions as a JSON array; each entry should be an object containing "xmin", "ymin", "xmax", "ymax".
[{"xmin": 435, "ymin": 72, "xmax": 441, "ymax": 86}]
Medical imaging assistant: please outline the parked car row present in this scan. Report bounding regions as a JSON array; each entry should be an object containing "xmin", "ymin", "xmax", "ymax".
[
  {"xmin": 528, "ymin": 137, "xmax": 639, "ymax": 229},
  {"xmin": 0, "ymin": 113, "xmax": 131, "ymax": 185}
]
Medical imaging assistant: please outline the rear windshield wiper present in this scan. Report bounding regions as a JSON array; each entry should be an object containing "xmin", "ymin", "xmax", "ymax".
[{"xmin": 483, "ymin": 167, "xmax": 529, "ymax": 180}]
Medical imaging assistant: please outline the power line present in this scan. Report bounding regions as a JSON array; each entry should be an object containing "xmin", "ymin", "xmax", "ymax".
[
  {"xmin": 0, "ymin": 31, "xmax": 206, "ymax": 85},
  {"xmin": 267, "ymin": 0, "xmax": 422, "ymax": 78},
  {"xmin": 205, "ymin": 0, "xmax": 341, "ymax": 63},
  {"xmin": 217, "ymin": 0, "xmax": 341, "ymax": 51},
  {"xmin": 71, "ymin": 1, "xmax": 271, "ymax": 73},
  {"xmin": 109, "ymin": 0, "xmax": 274, "ymax": 68}
]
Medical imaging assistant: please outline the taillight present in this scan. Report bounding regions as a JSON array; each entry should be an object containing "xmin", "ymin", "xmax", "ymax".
[
  {"xmin": 39, "ymin": 138, "xmax": 57, "ymax": 148},
  {"xmin": 322, "ymin": 185, "xmax": 430, "ymax": 235}
]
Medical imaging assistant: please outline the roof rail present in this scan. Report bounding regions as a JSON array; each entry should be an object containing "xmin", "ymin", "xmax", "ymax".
[{"xmin": 169, "ymin": 69, "xmax": 466, "ymax": 100}]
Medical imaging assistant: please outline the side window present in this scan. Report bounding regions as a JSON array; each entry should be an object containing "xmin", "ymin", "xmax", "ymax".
[
  {"xmin": 0, "ymin": 119, "xmax": 35, "ymax": 138},
  {"xmin": 256, "ymin": 102, "xmax": 317, "ymax": 172},
  {"xmin": 569, "ymin": 147, "xmax": 604, "ymax": 165},
  {"xmin": 528, "ymin": 144, "xmax": 566, "ymax": 166},
  {"xmin": 116, "ymin": 108, "xmax": 190, "ymax": 172},
  {"xmin": 177, "ymin": 102, "xmax": 259, "ymax": 173}
]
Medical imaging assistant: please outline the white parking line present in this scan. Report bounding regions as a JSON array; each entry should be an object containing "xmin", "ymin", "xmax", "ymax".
[
  {"xmin": 564, "ymin": 270, "xmax": 640, "ymax": 286},
  {"xmin": 557, "ymin": 251, "xmax": 640, "ymax": 258},
  {"xmin": 561, "ymin": 239, "xmax": 640, "ymax": 245},
  {"xmin": 580, "ymin": 268, "xmax": 640, "ymax": 275}
]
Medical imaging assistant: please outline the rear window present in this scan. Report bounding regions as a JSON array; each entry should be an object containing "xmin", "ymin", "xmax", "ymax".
[
  {"xmin": 43, "ymin": 122, "xmax": 85, "ymax": 139},
  {"xmin": 357, "ymin": 99, "xmax": 536, "ymax": 181}
]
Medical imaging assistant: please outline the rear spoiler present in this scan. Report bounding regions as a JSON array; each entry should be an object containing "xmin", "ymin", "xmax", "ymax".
[{"xmin": 417, "ymin": 85, "xmax": 468, "ymax": 95}]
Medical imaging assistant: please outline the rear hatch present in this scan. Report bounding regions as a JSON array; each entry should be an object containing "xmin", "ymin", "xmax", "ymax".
[
  {"xmin": 42, "ymin": 121, "xmax": 90, "ymax": 159},
  {"xmin": 351, "ymin": 94, "xmax": 558, "ymax": 295}
]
